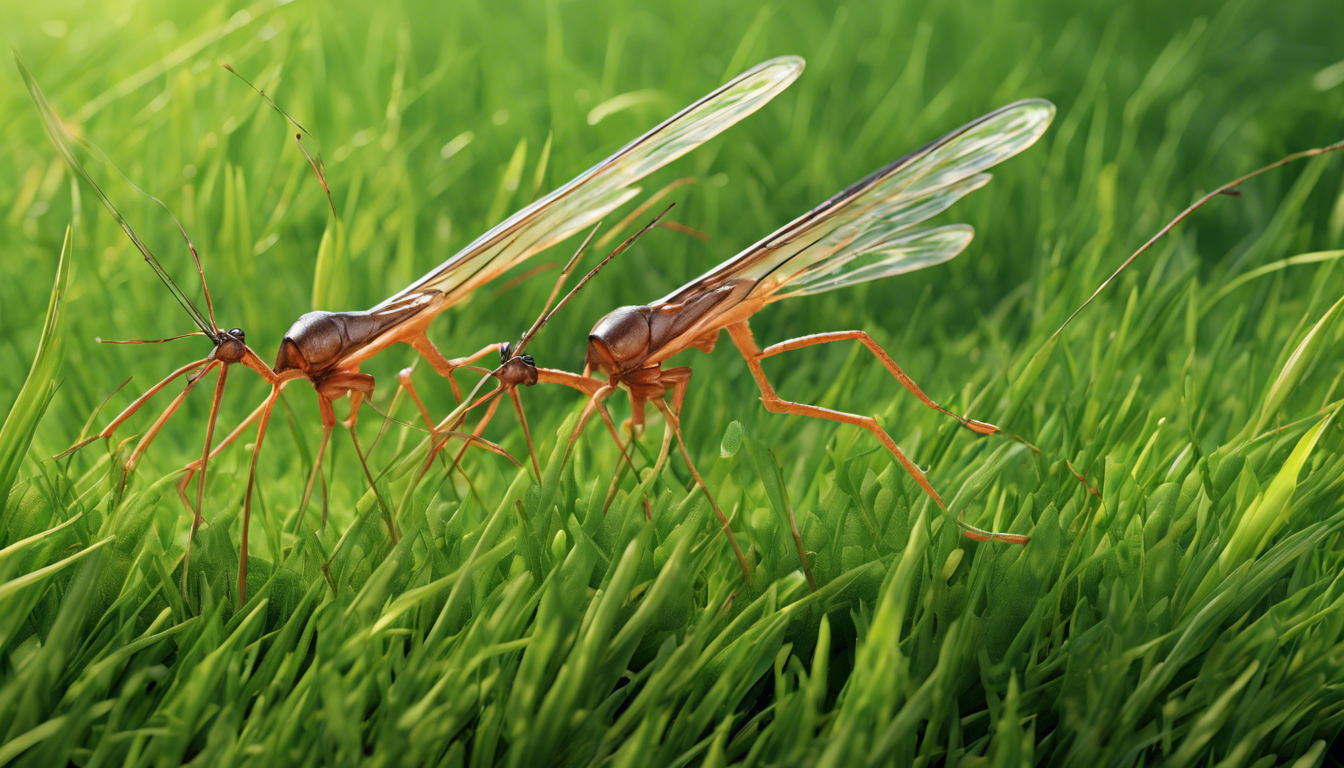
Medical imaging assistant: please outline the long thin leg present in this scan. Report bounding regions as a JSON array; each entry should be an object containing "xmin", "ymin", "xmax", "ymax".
[
  {"xmin": 296, "ymin": 424, "xmax": 334, "ymax": 530},
  {"xmin": 383, "ymin": 366, "xmax": 495, "ymax": 474},
  {"xmin": 654, "ymin": 398, "xmax": 752, "ymax": 579},
  {"xmin": 452, "ymin": 393, "xmax": 502, "ymax": 466},
  {"xmin": 349, "ymin": 426, "xmax": 398, "ymax": 545},
  {"xmin": 568, "ymin": 385, "xmax": 638, "ymax": 472},
  {"xmin": 239, "ymin": 388, "xmax": 281, "ymax": 607},
  {"xmin": 727, "ymin": 322, "xmax": 1028, "ymax": 545},
  {"xmin": 174, "ymin": 395, "xmax": 272, "ymax": 518},
  {"xmin": 638, "ymin": 410, "xmax": 675, "ymax": 521},
  {"xmin": 318, "ymin": 394, "xmax": 398, "ymax": 545},
  {"xmin": 398, "ymin": 367, "xmax": 439, "ymax": 433},
  {"xmin": 538, "ymin": 367, "xmax": 646, "ymax": 478},
  {"xmin": 339, "ymin": 385, "xmax": 370, "ymax": 429},
  {"xmin": 536, "ymin": 367, "xmax": 646, "ymax": 476},
  {"xmin": 409, "ymin": 335, "xmax": 498, "ymax": 403},
  {"xmin": 183, "ymin": 362, "xmax": 230, "ymax": 601},
  {"xmin": 55, "ymin": 358, "xmax": 209, "ymax": 458},
  {"xmin": 758, "ymin": 330, "xmax": 1036, "ymax": 449},
  {"xmin": 509, "ymin": 389, "xmax": 540, "ymax": 480},
  {"xmin": 413, "ymin": 385, "xmax": 521, "ymax": 482},
  {"xmin": 566, "ymin": 385, "xmax": 650, "ymax": 516},
  {"xmin": 124, "ymin": 360, "xmax": 220, "ymax": 480},
  {"xmin": 306, "ymin": 374, "xmax": 392, "ymax": 535},
  {"xmin": 567, "ymin": 384, "xmax": 618, "ymax": 452},
  {"xmin": 413, "ymin": 423, "xmax": 506, "ymax": 485},
  {"xmin": 369, "ymin": 364, "xmax": 414, "ymax": 455},
  {"xmin": 603, "ymin": 396, "xmax": 642, "ymax": 512},
  {"xmin": 603, "ymin": 455, "xmax": 635, "ymax": 513},
  {"xmin": 595, "ymin": 404, "xmax": 651, "ymax": 518},
  {"xmin": 182, "ymin": 396, "xmax": 271, "ymax": 472}
]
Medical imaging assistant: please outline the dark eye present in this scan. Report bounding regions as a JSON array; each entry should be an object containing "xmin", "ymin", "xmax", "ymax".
[{"xmin": 228, "ymin": 328, "xmax": 245, "ymax": 341}]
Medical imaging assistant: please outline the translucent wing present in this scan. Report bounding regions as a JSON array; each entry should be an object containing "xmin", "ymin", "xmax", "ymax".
[
  {"xmin": 778, "ymin": 224, "xmax": 974, "ymax": 297},
  {"xmin": 375, "ymin": 56, "xmax": 804, "ymax": 310},
  {"xmin": 659, "ymin": 99, "xmax": 1054, "ymax": 307}
]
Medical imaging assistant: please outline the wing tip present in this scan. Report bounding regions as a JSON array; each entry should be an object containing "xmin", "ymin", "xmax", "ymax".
[
  {"xmin": 741, "ymin": 55, "xmax": 807, "ymax": 85},
  {"xmin": 1001, "ymin": 97, "xmax": 1057, "ymax": 132}
]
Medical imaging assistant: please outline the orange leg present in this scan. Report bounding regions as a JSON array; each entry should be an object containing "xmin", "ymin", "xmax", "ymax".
[
  {"xmin": 401, "ymin": 356, "xmax": 525, "ymax": 467},
  {"xmin": 653, "ymin": 398, "xmax": 752, "ymax": 579},
  {"xmin": 509, "ymin": 389, "xmax": 540, "ymax": 480},
  {"xmin": 55, "ymin": 358, "xmax": 210, "ymax": 459},
  {"xmin": 398, "ymin": 367, "xmax": 439, "ymax": 433},
  {"xmin": 296, "ymin": 423, "xmax": 334, "ymax": 530},
  {"xmin": 758, "ymin": 330, "xmax": 1036, "ymax": 450},
  {"xmin": 348, "ymin": 424, "xmax": 397, "ymax": 544},
  {"xmin": 603, "ymin": 393, "xmax": 643, "ymax": 513},
  {"xmin": 408, "ymin": 335, "xmax": 498, "ymax": 403},
  {"xmin": 314, "ymin": 377, "xmax": 399, "ymax": 546},
  {"xmin": 566, "ymin": 383, "xmax": 649, "ymax": 516},
  {"xmin": 368, "ymin": 366, "xmax": 413, "ymax": 455},
  {"xmin": 567, "ymin": 384, "xmax": 618, "ymax": 451},
  {"xmin": 639, "ymin": 406, "xmax": 676, "ymax": 520},
  {"xmin": 175, "ymin": 395, "xmax": 271, "ymax": 518},
  {"xmin": 537, "ymin": 366, "xmax": 647, "ymax": 473},
  {"xmin": 727, "ymin": 321, "xmax": 1028, "ymax": 545},
  {"xmin": 239, "ymin": 386, "xmax": 282, "ymax": 607},
  {"xmin": 627, "ymin": 394, "xmax": 648, "ymax": 437},
  {"xmin": 123, "ymin": 360, "xmax": 220, "ymax": 482},
  {"xmin": 536, "ymin": 367, "xmax": 602, "ymax": 396},
  {"xmin": 452, "ymin": 393, "xmax": 502, "ymax": 466},
  {"xmin": 182, "ymin": 362, "xmax": 230, "ymax": 600},
  {"xmin": 414, "ymin": 392, "xmax": 524, "ymax": 480}
]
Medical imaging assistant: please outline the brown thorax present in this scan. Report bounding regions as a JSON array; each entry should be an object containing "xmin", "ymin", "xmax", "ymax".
[{"xmin": 212, "ymin": 328, "xmax": 248, "ymax": 364}]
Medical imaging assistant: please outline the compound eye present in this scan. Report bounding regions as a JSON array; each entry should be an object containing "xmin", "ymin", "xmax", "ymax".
[{"xmin": 228, "ymin": 328, "xmax": 246, "ymax": 341}]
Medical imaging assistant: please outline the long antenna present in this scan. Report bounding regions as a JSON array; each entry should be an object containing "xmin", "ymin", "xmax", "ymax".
[
  {"xmin": 74, "ymin": 136, "xmax": 219, "ymax": 334},
  {"xmin": 1050, "ymin": 140, "xmax": 1344, "ymax": 341},
  {"xmin": 514, "ymin": 203, "xmax": 675, "ymax": 356},
  {"xmin": 17, "ymin": 53, "xmax": 219, "ymax": 341},
  {"xmin": 222, "ymin": 63, "xmax": 338, "ymax": 217}
]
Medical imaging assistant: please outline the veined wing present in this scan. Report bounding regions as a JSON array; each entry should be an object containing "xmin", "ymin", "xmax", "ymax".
[
  {"xmin": 659, "ymin": 99, "xmax": 1054, "ymax": 307},
  {"xmin": 374, "ymin": 56, "xmax": 805, "ymax": 310}
]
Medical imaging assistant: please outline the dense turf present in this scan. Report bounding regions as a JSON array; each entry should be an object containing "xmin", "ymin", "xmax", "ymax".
[{"xmin": 3, "ymin": 0, "xmax": 1344, "ymax": 765}]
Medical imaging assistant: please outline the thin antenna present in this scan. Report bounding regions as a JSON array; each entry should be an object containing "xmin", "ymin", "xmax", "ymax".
[
  {"xmin": 222, "ymin": 63, "xmax": 338, "ymax": 217},
  {"xmin": 1050, "ymin": 140, "xmax": 1344, "ymax": 341},
  {"xmin": 74, "ymin": 136, "xmax": 219, "ymax": 333},
  {"xmin": 98, "ymin": 331, "xmax": 209, "ymax": 344},
  {"xmin": 514, "ymin": 203, "xmax": 675, "ymax": 356},
  {"xmin": 510, "ymin": 222, "xmax": 603, "ymax": 355},
  {"xmin": 16, "ymin": 53, "xmax": 219, "ymax": 341}
]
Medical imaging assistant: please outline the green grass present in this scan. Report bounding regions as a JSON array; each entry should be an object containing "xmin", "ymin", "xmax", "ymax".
[{"xmin": 3, "ymin": 0, "xmax": 1344, "ymax": 765}]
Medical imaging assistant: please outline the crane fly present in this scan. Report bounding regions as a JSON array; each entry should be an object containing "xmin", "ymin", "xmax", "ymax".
[
  {"xmin": 18, "ymin": 54, "xmax": 805, "ymax": 605},
  {"xmin": 561, "ymin": 99, "xmax": 1058, "ymax": 579}
]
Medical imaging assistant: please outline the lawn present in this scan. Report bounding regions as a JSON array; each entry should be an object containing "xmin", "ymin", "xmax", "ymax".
[{"xmin": 3, "ymin": 0, "xmax": 1344, "ymax": 765}]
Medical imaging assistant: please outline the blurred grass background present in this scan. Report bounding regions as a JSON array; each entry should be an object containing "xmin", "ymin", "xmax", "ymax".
[{"xmin": 3, "ymin": 0, "xmax": 1344, "ymax": 765}]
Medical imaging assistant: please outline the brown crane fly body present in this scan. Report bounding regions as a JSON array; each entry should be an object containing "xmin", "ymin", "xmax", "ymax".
[{"xmin": 18, "ymin": 54, "xmax": 805, "ymax": 606}]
